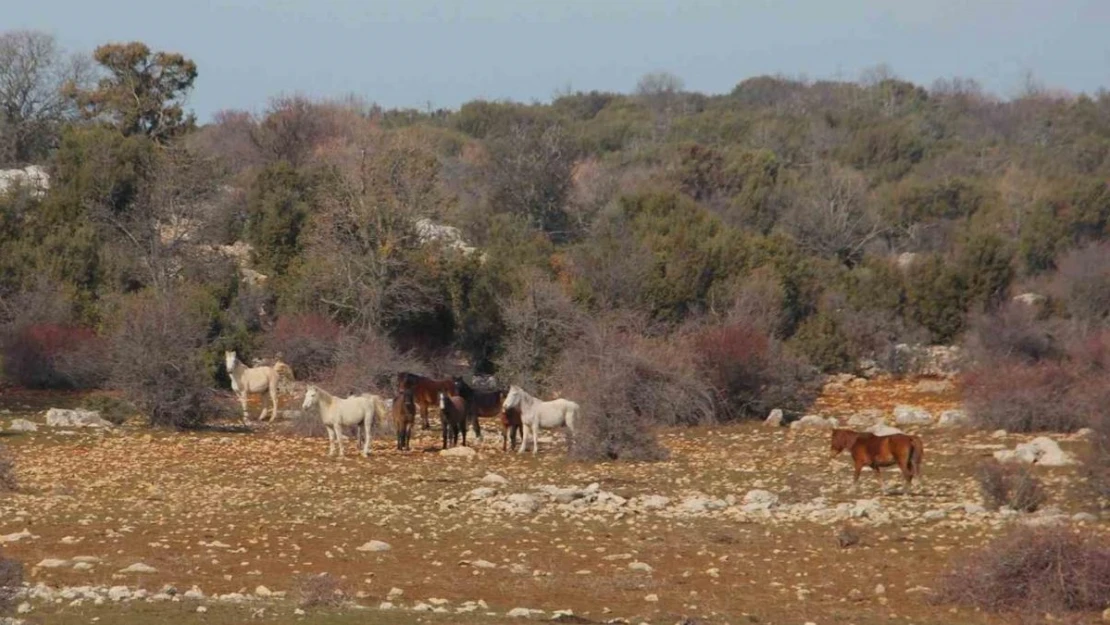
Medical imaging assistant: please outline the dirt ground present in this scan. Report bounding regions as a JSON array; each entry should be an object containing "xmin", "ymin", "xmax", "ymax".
[{"xmin": 0, "ymin": 378, "xmax": 1105, "ymax": 625}]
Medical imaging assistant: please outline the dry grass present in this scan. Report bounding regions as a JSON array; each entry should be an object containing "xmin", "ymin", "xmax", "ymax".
[
  {"xmin": 0, "ymin": 550, "xmax": 22, "ymax": 612},
  {"xmin": 0, "ymin": 445, "xmax": 15, "ymax": 492},
  {"xmin": 294, "ymin": 572, "xmax": 345, "ymax": 608}
]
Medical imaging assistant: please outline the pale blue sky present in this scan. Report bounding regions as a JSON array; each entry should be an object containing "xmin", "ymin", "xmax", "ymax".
[{"xmin": 8, "ymin": 0, "xmax": 1109, "ymax": 122}]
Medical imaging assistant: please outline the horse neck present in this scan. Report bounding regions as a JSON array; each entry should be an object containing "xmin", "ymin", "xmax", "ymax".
[
  {"xmin": 315, "ymin": 388, "xmax": 335, "ymax": 408},
  {"xmin": 516, "ymin": 389, "xmax": 538, "ymax": 412}
]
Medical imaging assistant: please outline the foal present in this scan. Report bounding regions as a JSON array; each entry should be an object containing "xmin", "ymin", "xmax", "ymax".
[
  {"xmin": 829, "ymin": 428, "xmax": 924, "ymax": 493},
  {"xmin": 392, "ymin": 388, "xmax": 417, "ymax": 451},
  {"xmin": 499, "ymin": 405, "xmax": 523, "ymax": 452},
  {"xmin": 438, "ymin": 391, "xmax": 468, "ymax": 449}
]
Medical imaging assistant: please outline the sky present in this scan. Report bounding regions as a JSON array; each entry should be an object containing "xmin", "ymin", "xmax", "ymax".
[{"xmin": 7, "ymin": 0, "xmax": 1110, "ymax": 123}]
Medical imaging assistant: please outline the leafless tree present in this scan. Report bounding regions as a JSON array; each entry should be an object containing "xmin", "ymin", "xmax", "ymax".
[
  {"xmin": 635, "ymin": 70, "xmax": 685, "ymax": 141},
  {"xmin": 780, "ymin": 162, "xmax": 883, "ymax": 266},
  {"xmin": 0, "ymin": 30, "xmax": 93, "ymax": 165}
]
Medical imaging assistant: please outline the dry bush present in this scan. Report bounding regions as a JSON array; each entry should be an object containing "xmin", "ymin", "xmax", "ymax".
[
  {"xmin": 0, "ymin": 445, "xmax": 15, "ymax": 492},
  {"xmin": 551, "ymin": 315, "xmax": 711, "ymax": 461},
  {"xmin": 1048, "ymin": 241, "xmax": 1110, "ymax": 327},
  {"xmin": 0, "ymin": 549, "xmax": 23, "ymax": 612},
  {"xmin": 934, "ymin": 526, "xmax": 1110, "ymax": 618},
  {"xmin": 265, "ymin": 313, "xmax": 342, "ymax": 380},
  {"xmin": 1086, "ymin": 411, "xmax": 1110, "ymax": 501},
  {"xmin": 964, "ymin": 301, "xmax": 1063, "ymax": 366},
  {"xmin": 327, "ymin": 331, "xmax": 426, "ymax": 397},
  {"xmin": 975, "ymin": 460, "xmax": 1047, "ymax": 512},
  {"xmin": 0, "ymin": 323, "xmax": 109, "ymax": 389},
  {"xmin": 496, "ymin": 274, "xmax": 588, "ymax": 391},
  {"xmin": 689, "ymin": 321, "xmax": 820, "ymax": 421},
  {"xmin": 294, "ymin": 572, "xmax": 345, "ymax": 608},
  {"xmin": 108, "ymin": 289, "xmax": 216, "ymax": 429},
  {"xmin": 962, "ymin": 361, "xmax": 1089, "ymax": 433}
]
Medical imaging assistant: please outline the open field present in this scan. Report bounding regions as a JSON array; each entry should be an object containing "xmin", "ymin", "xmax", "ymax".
[{"xmin": 0, "ymin": 378, "xmax": 1105, "ymax": 625}]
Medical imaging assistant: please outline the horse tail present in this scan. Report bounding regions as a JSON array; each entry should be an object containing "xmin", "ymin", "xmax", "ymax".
[
  {"xmin": 910, "ymin": 435, "xmax": 924, "ymax": 478},
  {"xmin": 274, "ymin": 361, "xmax": 294, "ymax": 381}
]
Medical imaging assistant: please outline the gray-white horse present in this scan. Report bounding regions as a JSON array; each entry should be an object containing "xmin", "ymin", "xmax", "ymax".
[
  {"xmin": 225, "ymin": 351, "xmax": 294, "ymax": 423},
  {"xmin": 502, "ymin": 385, "xmax": 580, "ymax": 455},
  {"xmin": 302, "ymin": 385, "xmax": 388, "ymax": 458}
]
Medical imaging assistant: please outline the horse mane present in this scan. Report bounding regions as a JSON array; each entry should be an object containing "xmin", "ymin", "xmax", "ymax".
[{"xmin": 454, "ymin": 377, "xmax": 474, "ymax": 400}]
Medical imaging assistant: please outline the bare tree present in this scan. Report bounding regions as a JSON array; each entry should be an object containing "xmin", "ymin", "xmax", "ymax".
[
  {"xmin": 635, "ymin": 70, "xmax": 685, "ymax": 141},
  {"xmin": 0, "ymin": 29, "xmax": 93, "ymax": 165},
  {"xmin": 780, "ymin": 162, "xmax": 882, "ymax": 266}
]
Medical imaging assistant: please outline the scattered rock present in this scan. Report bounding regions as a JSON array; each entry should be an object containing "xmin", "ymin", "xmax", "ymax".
[
  {"xmin": 644, "ymin": 593, "xmax": 659, "ymax": 602},
  {"xmin": 893, "ymin": 405, "xmax": 932, "ymax": 426},
  {"xmin": 937, "ymin": 409, "xmax": 970, "ymax": 428},
  {"xmin": 1013, "ymin": 292, "xmax": 1046, "ymax": 307},
  {"xmin": 847, "ymin": 410, "xmax": 884, "ymax": 428},
  {"xmin": 0, "ymin": 529, "xmax": 32, "ymax": 544},
  {"xmin": 7, "ymin": 419, "xmax": 37, "ymax": 433},
  {"xmin": 628, "ymin": 561, "xmax": 653, "ymax": 573},
  {"xmin": 440, "ymin": 446, "xmax": 477, "ymax": 459},
  {"xmin": 469, "ymin": 487, "xmax": 498, "ymax": 500},
  {"xmin": 994, "ymin": 437, "xmax": 1074, "ymax": 466},
  {"xmin": 867, "ymin": 424, "xmax": 903, "ymax": 436},
  {"xmin": 356, "ymin": 540, "xmax": 391, "ymax": 552},
  {"xmin": 507, "ymin": 607, "xmax": 543, "ymax": 618},
  {"xmin": 914, "ymin": 379, "xmax": 953, "ymax": 394},
  {"xmin": 481, "ymin": 473, "xmax": 508, "ymax": 485},
  {"xmin": 636, "ymin": 495, "xmax": 670, "ymax": 510},
  {"xmin": 790, "ymin": 415, "xmax": 836, "ymax": 430},
  {"xmin": 35, "ymin": 558, "xmax": 70, "ymax": 569},
  {"xmin": 502, "ymin": 493, "xmax": 540, "ymax": 514},
  {"xmin": 44, "ymin": 408, "xmax": 112, "ymax": 428},
  {"xmin": 741, "ymin": 489, "xmax": 779, "ymax": 512},
  {"xmin": 764, "ymin": 409, "xmax": 783, "ymax": 427},
  {"xmin": 118, "ymin": 563, "xmax": 157, "ymax": 574},
  {"xmin": 254, "ymin": 585, "xmax": 272, "ymax": 597}
]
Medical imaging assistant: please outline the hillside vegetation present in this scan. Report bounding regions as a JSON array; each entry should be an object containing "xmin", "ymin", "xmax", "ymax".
[{"xmin": 2, "ymin": 32, "xmax": 1110, "ymax": 451}]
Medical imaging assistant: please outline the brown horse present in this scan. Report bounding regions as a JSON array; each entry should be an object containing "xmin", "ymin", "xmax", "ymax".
[
  {"xmin": 438, "ymin": 391, "xmax": 468, "ymax": 449},
  {"xmin": 392, "ymin": 388, "xmax": 416, "ymax": 451},
  {"xmin": 453, "ymin": 377, "xmax": 506, "ymax": 440},
  {"xmin": 499, "ymin": 405, "xmax": 523, "ymax": 452},
  {"xmin": 397, "ymin": 372, "xmax": 457, "ymax": 430},
  {"xmin": 829, "ymin": 428, "xmax": 924, "ymax": 493}
]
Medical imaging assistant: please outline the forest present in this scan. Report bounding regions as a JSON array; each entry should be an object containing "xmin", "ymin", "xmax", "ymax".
[{"xmin": 2, "ymin": 30, "xmax": 1110, "ymax": 462}]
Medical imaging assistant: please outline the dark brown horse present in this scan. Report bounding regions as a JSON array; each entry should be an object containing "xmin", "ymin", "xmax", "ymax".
[
  {"xmin": 499, "ymin": 405, "xmax": 523, "ymax": 452},
  {"xmin": 453, "ymin": 376, "xmax": 506, "ymax": 441},
  {"xmin": 392, "ymin": 388, "xmax": 416, "ymax": 451},
  {"xmin": 438, "ymin": 391, "xmax": 468, "ymax": 449},
  {"xmin": 830, "ymin": 428, "xmax": 924, "ymax": 493},
  {"xmin": 397, "ymin": 372, "xmax": 458, "ymax": 430}
]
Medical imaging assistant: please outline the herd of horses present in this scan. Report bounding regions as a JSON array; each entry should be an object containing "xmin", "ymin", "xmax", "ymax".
[
  {"xmin": 224, "ymin": 351, "xmax": 579, "ymax": 457},
  {"xmin": 224, "ymin": 351, "xmax": 924, "ymax": 493}
]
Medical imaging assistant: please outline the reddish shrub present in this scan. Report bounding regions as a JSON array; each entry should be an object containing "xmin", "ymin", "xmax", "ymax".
[
  {"xmin": 691, "ymin": 322, "xmax": 819, "ymax": 421},
  {"xmin": 962, "ymin": 360, "xmax": 1089, "ymax": 432},
  {"xmin": 265, "ymin": 313, "xmax": 343, "ymax": 380},
  {"xmin": 934, "ymin": 526, "xmax": 1110, "ymax": 618},
  {"xmin": 1, "ymin": 323, "xmax": 109, "ymax": 389}
]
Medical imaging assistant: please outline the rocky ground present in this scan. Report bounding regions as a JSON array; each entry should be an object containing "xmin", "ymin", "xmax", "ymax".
[{"xmin": 0, "ymin": 378, "xmax": 1106, "ymax": 625}]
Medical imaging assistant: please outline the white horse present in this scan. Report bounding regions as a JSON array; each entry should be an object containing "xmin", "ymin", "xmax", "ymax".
[
  {"xmin": 301, "ymin": 385, "xmax": 388, "ymax": 458},
  {"xmin": 502, "ymin": 385, "xmax": 580, "ymax": 455},
  {"xmin": 225, "ymin": 351, "xmax": 294, "ymax": 423}
]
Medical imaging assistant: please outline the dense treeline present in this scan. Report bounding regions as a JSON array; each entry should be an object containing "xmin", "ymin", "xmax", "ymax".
[{"xmin": 2, "ymin": 31, "xmax": 1110, "ymax": 459}]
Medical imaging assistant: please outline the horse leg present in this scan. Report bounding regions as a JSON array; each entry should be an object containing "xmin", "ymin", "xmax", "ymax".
[
  {"xmin": 421, "ymin": 404, "xmax": 430, "ymax": 430},
  {"xmin": 517, "ymin": 424, "xmax": 527, "ymax": 453},
  {"xmin": 238, "ymin": 392, "xmax": 250, "ymax": 426},
  {"xmin": 851, "ymin": 463, "xmax": 863, "ymax": 492},
  {"xmin": 361, "ymin": 418, "xmax": 371, "ymax": 458},
  {"xmin": 325, "ymin": 426, "xmax": 336, "ymax": 457},
  {"xmin": 267, "ymin": 383, "xmax": 279, "ymax": 422},
  {"xmin": 532, "ymin": 424, "xmax": 539, "ymax": 455},
  {"xmin": 874, "ymin": 467, "xmax": 886, "ymax": 494},
  {"xmin": 334, "ymin": 423, "xmax": 346, "ymax": 458}
]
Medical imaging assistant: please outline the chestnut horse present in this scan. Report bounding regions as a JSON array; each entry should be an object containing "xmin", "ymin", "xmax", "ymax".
[
  {"xmin": 396, "ymin": 372, "xmax": 457, "ymax": 430},
  {"xmin": 453, "ymin": 376, "xmax": 506, "ymax": 441},
  {"xmin": 829, "ymin": 428, "xmax": 924, "ymax": 493}
]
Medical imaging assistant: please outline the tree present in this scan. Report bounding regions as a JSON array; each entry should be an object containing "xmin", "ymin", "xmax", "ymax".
[
  {"xmin": 244, "ymin": 162, "xmax": 313, "ymax": 275},
  {"xmin": 484, "ymin": 119, "xmax": 576, "ymax": 239},
  {"xmin": 635, "ymin": 70, "xmax": 685, "ymax": 140},
  {"xmin": 0, "ymin": 30, "xmax": 91, "ymax": 165},
  {"xmin": 780, "ymin": 162, "xmax": 882, "ymax": 266},
  {"xmin": 68, "ymin": 42, "xmax": 197, "ymax": 142}
]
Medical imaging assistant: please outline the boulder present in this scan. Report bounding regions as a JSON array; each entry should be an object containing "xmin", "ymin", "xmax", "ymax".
[
  {"xmin": 764, "ymin": 409, "xmax": 783, "ymax": 427},
  {"xmin": 937, "ymin": 409, "xmax": 970, "ymax": 428},
  {"xmin": 847, "ymin": 410, "xmax": 884, "ymax": 428},
  {"xmin": 993, "ymin": 437, "xmax": 1073, "ymax": 466},
  {"xmin": 790, "ymin": 415, "xmax": 836, "ymax": 430},
  {"xmin": 741, "ymin": 489, "xmax": 779, "ymax": 512},
  {"xmin": 45, "ymin": 408, "xmax": 112, "ymax": 428},
  {"xmin": 867, "ymin": 424, "xmax": 904, "ymax": 436},
  {"xmin": 356, "ymin": 540, "xmax": 391, "ymax": 552},
  {"xmin": 893, "ymin": 405, "xmax": 932, "ymax": 426},
  {"xmin": 7, "ymin": 419, "xmax": 38, "ymax": 433},
  {"xmin": 635, "ymin": 495, "xmax": 670, "ymax": 510},
  {"xmin": 439, "ymin": 446, "xmax": 477, "ymax": 459}
]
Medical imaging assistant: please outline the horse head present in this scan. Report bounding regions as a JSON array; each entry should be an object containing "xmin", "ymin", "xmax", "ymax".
[
  {"xmin": 453, "ymin": 376, "xmax": 473, "ymax": 399},
  {"xmin": 224, "ymin": 351, "xmax": 238, "ymax": 372},
  {"xmin": 502, "ymin": 385, "xmax": 522, "ymax": 411},
  {"xmin": 438, "ymin": 391, "xmax": 448, "ymax": 411},
  {"xmin": 829, "ymin": 428, "xmax": 858, "ymax": 457},
  {"xmin": 302, "ymin": 386, "xmax": 319, "ymax": 410}
]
